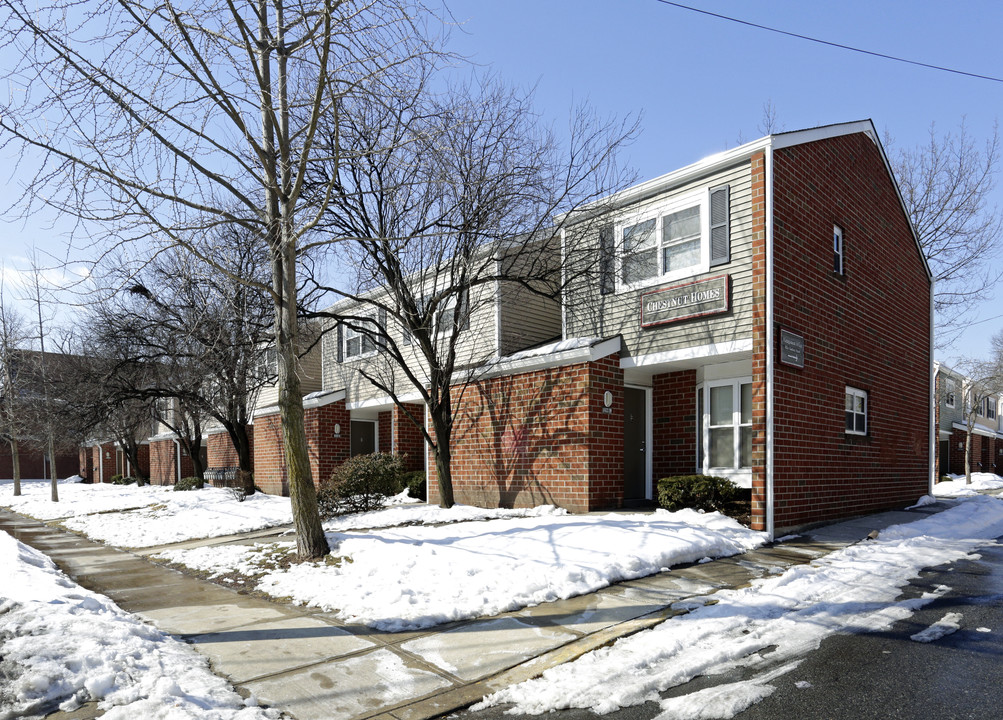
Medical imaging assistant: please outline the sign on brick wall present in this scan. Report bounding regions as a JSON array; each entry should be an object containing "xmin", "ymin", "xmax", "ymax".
[
  {"xmin": 778, "ymin": 328, "xmax": 805, "ymax": 369},
  {"xmin": 640, "ymin": 275, "xmax": 730, "ymax": 328}
]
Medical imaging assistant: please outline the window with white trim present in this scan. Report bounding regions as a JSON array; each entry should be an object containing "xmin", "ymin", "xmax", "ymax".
[
  {"xmin": 945, "ymin": 378, "xmax": 956, "ymax": 408},
  {"xmin": 834, "ymin": 224, "xmax": 845, "ymax": 275},
  {"xmin": 344, "ymin": 317, "xmax": 377, "ymax": 359},
  {"xmin": 697, "ymin": 379, "xmax": 752, "ymax": 479},
  {"xmin": 845, "ymin": 386, "xmax": 867, "ymax": 435},
  {"xmin": 617, "ymin": 186, "xmax": 729, "ymax": 291},
  {"xmin": 984, "ymin": 397, "xmax": 997, "ymax": 420}
]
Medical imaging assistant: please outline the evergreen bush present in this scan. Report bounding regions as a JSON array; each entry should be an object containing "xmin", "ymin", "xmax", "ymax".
[
  {"xmin": 318, "ymin": 453, "xmax": 406, "ymax": 517},
  {"xmin": 656, "ymin": 475, "xmax": 739, "ymax": 512},
  {"xmin": 173, "ymin": 476, "xmax": 204, "ymax": 491}
]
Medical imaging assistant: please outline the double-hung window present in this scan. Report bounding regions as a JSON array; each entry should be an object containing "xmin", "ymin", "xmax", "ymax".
[
  {"xmin": 845, "ymin": 386, "xmax": 867, "ymax": 435},
  {"xmin": 697, "ymin": 378, "xmax": 752, "ymax": 483},
  {"xmin": 617, "ymin": 186, "xmax": 729, "ymax": 291},
  {"xmin": 945, "ymin": 379, "xmax": 956, "ymax": 408},
  {"xmin": 985, "ymin": 397, "xmax": 997, "ymax": 420},
  {"xmin": 344, "ymin": 317, "xmax": 377, "ymax": 359}
]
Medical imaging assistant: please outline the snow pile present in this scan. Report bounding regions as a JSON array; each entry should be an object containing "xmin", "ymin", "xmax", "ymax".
[
  {"xmin": 0, "ymin": 531, "xmax": 278, "ymax": 720},
  {"xmin": 60, "ymin": 487, "xmax": 294, "ymax": 548},
  {"xmin": 910, "ymin": 612, "xmax": 963, "ymax": 643},
  {"xmin": 0, "ymin": 478, "xmax": 170, "ymax": 520},
  {"xmin": 160, "ymin": 508, "xmax": 767, "ymax": 631},
  {"xmin": 322, "ymin": 498, "xmax": 565, "ymax": 532},
  {"xmin": 476, "ymin": 495, "xmax": 1003, "ymax": 719},
  {"xmin": 932, "ymin": 472, "xmax": 1003, "ymax": 497}
]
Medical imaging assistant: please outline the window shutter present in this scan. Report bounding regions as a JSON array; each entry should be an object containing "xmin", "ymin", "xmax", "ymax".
[
  {"xmin": 377, "ymin": 307, "xmax": 387, "ymax": 350},
  {"xmin": 460, "ymin": 289, "xmax": 470, "ymax": 331},
  {"xmin": 709, "ymin": 185, "xmax": 730, "ymax": 267},
  {"xmin": 336, "ymin": 323, "xmax": 343, "ymax": 363},
  {"xmin": 599, "ymin": 224, "xmax": 614, "ymax": 295}
]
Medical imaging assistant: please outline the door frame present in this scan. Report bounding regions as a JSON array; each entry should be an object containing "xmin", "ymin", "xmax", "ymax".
[{"xmin": 624, "ymin": 383, "xmax": 653, "ymax": 500}]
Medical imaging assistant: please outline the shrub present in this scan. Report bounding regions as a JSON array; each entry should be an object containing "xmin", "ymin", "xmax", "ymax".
[
  {"xmin": 656, "ymin": 475, "xmax": 739, "ymax": 513},
  {"xmin": 939, "ymin": 475, "xmax": 953, "ymax": 484},
  {"xmin": 110, "ymin": 475, "xmax": 137, "ymax": 485},
  {"xmin": 318, "ymin": 453, "xmax": 406, "ymax": 518},
  {"xmin": 174, "ymin": 476, "xmax": 204, "ymax": 492},
  {"xmin": 402, "ymin": 470, "xmax": 427, "ymax": 501},
  {"xmin": 109, "ymin": 474, "xmax": 123, "ymax": 485}
]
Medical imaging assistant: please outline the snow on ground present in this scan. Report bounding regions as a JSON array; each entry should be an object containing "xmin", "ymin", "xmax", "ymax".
[
  {"xmin": 0, "ymin": 531, "xmax": 279, "ymax": 720},
  {"xmin": 0, "ymin": 477, "xmax": 170, "ymax": 520},
  {"xmin": 910, "ymin": 612, "xmax": 963, "ymax": 643},
  {"xmin": 475, "ymin": 495, "xmax": 1003, "ymax": 719},
  {"xmin": 932, "ymin": 472, "xmax": 1003, "ymax": 497},
  {"xmin": 159, "ymin": 508, "xmax": 767, "ymax": 631}
]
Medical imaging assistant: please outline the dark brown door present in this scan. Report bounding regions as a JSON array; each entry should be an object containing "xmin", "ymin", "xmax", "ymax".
[
  {"xmin": 351, "ymin": 421, "xmax": 376, "ymax": 456},
  {"xmin": 624, "ymin": 387, "xmax": 647, "ymax": 500}
]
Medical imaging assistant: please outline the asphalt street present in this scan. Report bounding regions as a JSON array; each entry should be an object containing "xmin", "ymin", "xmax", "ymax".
[{"xmin": 461, "ymin": 536, "xmax": 1003, "ymax": 720}]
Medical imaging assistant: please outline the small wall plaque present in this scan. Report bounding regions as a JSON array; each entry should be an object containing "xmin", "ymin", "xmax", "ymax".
[{"xmin": 779, "ymin": 328, "xmax": 805, "ymax": 369}]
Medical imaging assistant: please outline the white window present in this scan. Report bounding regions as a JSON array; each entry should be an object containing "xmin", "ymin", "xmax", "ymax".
[
  {"xmin": 845, "ymin": 386, "xmax": 867, "ymax": 435},
  {"xmin": 697, "ymin": 379, "xmax": 752, "ymax": 481},
  {"xmin": 618, "ymin": 188, "xmax": 727, "ymax": 291},
  {"xmin": 834, "ymin": 224, "xmax": 845, "ymax": 275},
  {"xmin": 985, "ymin": 397, "xmax": 997, "ymax": 420},
  {"xmin": 344, "ymin": 318, "xmax": 377, "ymax": 359},
  {"xmin": 434, "ymin": 290, "xmax": 470, "ymax": 336},
  {"xmin": 945, "ymin": 378, "xmax": 955, "ymax": 408}
]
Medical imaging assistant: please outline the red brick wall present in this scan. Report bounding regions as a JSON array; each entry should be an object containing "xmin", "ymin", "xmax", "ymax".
[
  {"xmin": 770, "ymin": 132, "xmax": 931, "ymax": 532},
  {"xmin": 205, "ymin": 430, "xmax": 253, "ymax": 469},
  {"xmin": 253, "ymin": 401, "xmax": 351, "ymax": 496},
  {"xmin": 392, "ymin": 403, "xmax": 426, "ymax": 472},
  {"xmin": 652, "ymin": 369, "xmax": 697, "ymax": 480},
  {"xmin": 0, "ymin": 443, "xmax": 77, "ymax": 480},
  {"xmin": 378, "ymin": 411, "xmax": 392, "ymax": 454},
  {"xmin": 427, "ymin": 355, "xmax": 624, "ymax": 512},
  {"xmin": 147, "ymin": 438, "xmax": 193, "ymax": 485}
]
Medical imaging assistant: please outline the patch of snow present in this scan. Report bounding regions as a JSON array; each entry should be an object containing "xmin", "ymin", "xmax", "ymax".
[
  {"xmin": 910, "ymin": 612, "xmax": 963, "ymax": 643},
  {"xmin": 933, "ymin": 473, "xmax": 1003, "ymax": 497},
  {"xmin": 0, "ymin": 531, "xmax": 278, "ymax": 720},
  {"xmin": 794, "ymin": 680, "xmax": 812, "ymax": 690},
  {"xmin": 160, "ymin": 507, "xmax": 767, "ymax": 631},
  {"xmin": 501, "ymin": 336, "xmax": 602, "ymax": 362},
  {"xmin": 976, "ymin": 627, "xmax": 991, "ymax": 633},
  {"xmin": 475, "ymin": 495, "xmax": 1003, "ymax": 718},
  {"xmin": 906, "ymin": 495, "xmax": 937, "ymax": 509}
]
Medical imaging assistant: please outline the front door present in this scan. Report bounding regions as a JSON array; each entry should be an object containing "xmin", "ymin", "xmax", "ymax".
[
  {"xmin": 623, "ymin": 387, "xmax": 647, "ymax": 501},
  {"xmin": 351, "ymin": 421, "xmax": 376, "ymax": 457}
]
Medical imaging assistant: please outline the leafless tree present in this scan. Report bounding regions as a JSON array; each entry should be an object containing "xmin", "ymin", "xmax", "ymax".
[
  {"xmin": 309, "ymin": 77, "xmax": 636, "ymax": 506},
  {"xmin": 954, "ymin": 354, "xmax": 1003, "ymax": 485},
  {"xmin": 1, "ymin": 0, "xmax": 448, "ymax": 558},
  {"xmin": 888, "ymin": 122, "xmax": 1003, "ymax": 347},
  {"xmin": 0, "ymin": 279, "xmax": 31, "ymax": 497}
]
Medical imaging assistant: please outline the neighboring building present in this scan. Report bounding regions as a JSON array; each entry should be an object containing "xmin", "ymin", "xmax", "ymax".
[{"xmin": 934, "ymin": 362, "xmax": 1003, "ymax": 477}]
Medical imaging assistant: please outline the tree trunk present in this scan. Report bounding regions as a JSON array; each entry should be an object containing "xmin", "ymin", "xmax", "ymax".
[
  {"xmin": 48, "ymin": 435, "xmax": 58, "ymax": 502},
  {"xmin": 10, "ymin": 438, "xmax": 21, "ymax": 496},
  {"xmin": 965, "ymin": 430, "xmax": 973, "ymax": 484},
  {"xmin": 430, "ymin": 409, "xmax": 455, "ymax": 508},
  {"xmin": 229, "ymin": 422, "xmax": 255, "ymax": 495}
]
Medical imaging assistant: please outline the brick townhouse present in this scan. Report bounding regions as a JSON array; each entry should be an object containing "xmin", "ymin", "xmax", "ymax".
[{"xmin": 934, "ymin": 362, "xmax": 1003, "ymax": 477}]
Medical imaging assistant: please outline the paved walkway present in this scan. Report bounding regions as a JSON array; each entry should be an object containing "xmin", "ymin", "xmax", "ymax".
[{"xmin": 0, "ymin": 503, "xmax": 950, "ymax": 720}]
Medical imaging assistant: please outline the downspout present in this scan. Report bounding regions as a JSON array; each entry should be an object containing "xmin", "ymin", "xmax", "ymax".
[
  {"xmin": 929, "ymin": 278, "xmax": 936, "ymax": 494},
  {"xmin": 174, "ymin": 438, "xmax": 182, "ymax": 484},
  {"xmin": 98, "ymin": 444, "xmax": 104, "ymax": 484},
  {"xmin": 765, "ymin": 144, "xmax": 775, "ymax": 541}
]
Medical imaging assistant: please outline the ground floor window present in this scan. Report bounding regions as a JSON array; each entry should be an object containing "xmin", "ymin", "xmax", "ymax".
[{"xmin": 696, "ymin": 378, "xmax": 752, "ymax": 482}]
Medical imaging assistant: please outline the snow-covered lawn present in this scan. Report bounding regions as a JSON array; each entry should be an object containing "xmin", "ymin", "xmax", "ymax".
[
  {"xmin": 932, "ymin": 472, "xmax": 1003, "ymax": 497},
  {"xmin": 0, "ymin": 477, "xmax": 169, "ymax": 520},
  {"xmin": 474, "ymin": 494, "xmax": 1003, "ymax": 720},
  {"xmin": 157, "ymin": 508, "xmax": 767, "ymax": 631},
  {"xmin": 0, "ymin": 531, "xmax": 279, "ymax": 720}
]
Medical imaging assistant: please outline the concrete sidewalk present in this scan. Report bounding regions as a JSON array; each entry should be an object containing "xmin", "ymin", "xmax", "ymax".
[{"xmin": 0, "ymin": 503, "xmax": 949, "ymax": 720}]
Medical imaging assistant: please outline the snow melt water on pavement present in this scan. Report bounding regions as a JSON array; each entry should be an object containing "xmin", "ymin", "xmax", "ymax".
[
  {"xmin": 0, "ymin": 531, "xmax": 279, "ymax": 720},
  {"xmin": 475, "ymin": 494, "xmax": 1003, "ymax": 720}
]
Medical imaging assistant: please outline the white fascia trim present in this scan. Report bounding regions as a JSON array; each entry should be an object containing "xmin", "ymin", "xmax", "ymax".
[
  {"xmin": 764, "ymin": 144, "xmax": 775, "ymax": 541},
  {"xmin": 253, "ymin": 405, "xmax": 280, "ymax": 419},
  {"xmin": 148, "ymin": 433, "xmax": 178, "ymax": 443},
  {"xmin": 304, "ymin": 389, "xmax": 347, "ymax": 410},
  {"xmin": 620, "ymin": 339, "xmax": 753, "ymax": 370},
  {"xmin": 939, "ymin": 429, "xmax": 954, "ymax": 439},
  {"xmin": 475, "ymin": 337, "xmax": 622, "ymax": 380},
  {"xmin": 952, "ymin": 421, "xmax": 997, "ymax": 438},
  {"xmin": 346, "ymin": 391, "xmax": 425, "ymax": 411}
]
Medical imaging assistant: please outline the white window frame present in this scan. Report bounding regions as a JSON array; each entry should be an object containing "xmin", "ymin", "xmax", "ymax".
[
  {"xmin": 945, "ymin": 378, "xmax": 956, "ymax": 409},
  {"xmin": 616, "ymin": 189, "xmax": 710, "ymax": 292},
  {"xmin": 344, "ymin": 316, "xmax": 378, "ymax": 360},
  {"xmin": 834, "ymin": 224, "xmax": 845, "ymax": 275},
  {"xmin": 985, "ymin": 397, "xmax": 997, "ymax": 420},
  {"xmin": 845, "ymin": 386, "xmax": 868, "ymax": 436},
  {"xmin": 697, "ymin": 377, "xmax": 753, "ymax": 484}
]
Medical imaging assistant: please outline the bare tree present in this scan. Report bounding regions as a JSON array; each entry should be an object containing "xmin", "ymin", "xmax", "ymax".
[
  {"xmin": 888, "ymin": 122, "xmax": 1003, "ymax": 346},
  {"xmin": 1, "ymin": 0, "xmax": 448, "ymax": 558},
  {"xmin": 0, "ymin": 279, "xmax": 30, "ymax": 497},
  {"xmin": 310, "ymin": 77, "xmax": 635, "ymax": 506},
  {"xmin": 954, "ymin": 355, "xmax": 1003, "ymax": 485}
]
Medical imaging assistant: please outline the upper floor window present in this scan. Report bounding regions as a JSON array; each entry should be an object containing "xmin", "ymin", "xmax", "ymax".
[
  {"xmin": 845, "ymin": 386, "xmax": 867, "ymax": 435},
  {"xmin": 945, "ymin": 378, "xmax": 956, "ymax": 408},
  {"xmin": 616, "ymin": 186, "xmax": 729, "ymax": 292},
  {"xmin": 833, "ymin": 224, "xmax": 845, "ymax": 275},
  {"xmin": 344, "ymin": 317, "xmax": 377, "ymax": 359},
  {"xmin": 984, "ymin": 397, "xmax": 997, "ymax": 420}
]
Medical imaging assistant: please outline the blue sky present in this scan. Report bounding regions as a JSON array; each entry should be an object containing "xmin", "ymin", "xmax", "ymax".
[
  {"xmin": 2, "ymin": 1, "xmax": 1001, "ymax": 360},
  {"xmin": 442, "ymin": 0, "xmax": 1003, "ymax": 362}
]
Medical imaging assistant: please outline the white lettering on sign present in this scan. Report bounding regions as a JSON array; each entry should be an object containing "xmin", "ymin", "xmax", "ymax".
[{"xmin": 644, "ymin": 287, "xmax": 722, "ymax": 314}]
